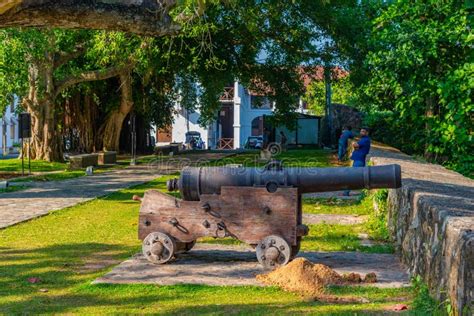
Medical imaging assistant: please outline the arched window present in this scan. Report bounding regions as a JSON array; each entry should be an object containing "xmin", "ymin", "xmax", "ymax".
[{"xmin": 251, "ymin": 116, "xmax": 264, "ymax": 136}]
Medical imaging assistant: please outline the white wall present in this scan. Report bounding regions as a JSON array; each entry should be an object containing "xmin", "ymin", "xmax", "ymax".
[
  {"xmin": 0, "ymin": 96, "xmax": 20, "ymax": 155},
  {"xmin": 237, "ymin": 84, "xmax": 273, "ymax": 148},
  {"xmin": 168, "ymin": 82, "xmax": 311, "ymax": 150},
  {"xmin": 171, "ymin": 107, "xmax": 209, "ymax": 148}
]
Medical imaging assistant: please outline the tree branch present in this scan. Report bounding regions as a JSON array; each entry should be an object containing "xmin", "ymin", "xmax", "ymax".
[
  {"xmin": 0, "ymin": 0, "xmax": 180, "ymax": 36},
  {"xmin": 54, "ymin": 66, "xmax": 129, "ymax": 97},
  {"xmin": 54, "ymin": 44, "xmax": 87, "ymax": 69}
]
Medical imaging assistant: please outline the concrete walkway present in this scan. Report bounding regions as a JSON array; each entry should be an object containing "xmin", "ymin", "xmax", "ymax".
[
  {"xmin": 0, "ymin": 165, "xmax": 159, "ymax": 229},
  {"xmin": 95, "ymin": 243, "xmax": 409, "ymax": 288}
]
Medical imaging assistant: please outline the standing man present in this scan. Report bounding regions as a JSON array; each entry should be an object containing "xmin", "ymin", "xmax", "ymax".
[
  {"xmin": 343, "ymin": 127, "xmax": 371, "ymax": 196},
  {"xmin": 338, "ymin": 125, "xmax": 354, "ymax": 161}
]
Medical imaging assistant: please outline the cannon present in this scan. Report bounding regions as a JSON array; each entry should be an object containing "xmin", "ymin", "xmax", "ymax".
[{"xmin": 137, "ymin": 162, "xmax": 401, "ymax": 268}]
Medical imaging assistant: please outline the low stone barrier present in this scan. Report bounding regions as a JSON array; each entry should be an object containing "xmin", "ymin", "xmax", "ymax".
[
  {"xmin": 98, "ymin": 151, "xmax": 117, "ymax": 165},
  {"xmin": 369, "ymin": 143, "xmax": 473, "ymax": 315},
  {"xmin": 69, "ymin": 153, "xmax": 99, "ymax": 169},
  {"xmin": 154, "ymin": 143, "xmax": 181, "ymax": 156}
]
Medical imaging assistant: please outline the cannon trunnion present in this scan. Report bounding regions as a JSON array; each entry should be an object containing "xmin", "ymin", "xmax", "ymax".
[{"xmin": 137, "ymin": 163, "xmax": 401, "ymax": 269}]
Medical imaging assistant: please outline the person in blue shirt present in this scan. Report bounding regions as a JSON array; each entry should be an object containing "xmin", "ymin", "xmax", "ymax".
[
  {"xmin": 351, "ymin": 127, "xmax": 371, "ymax": 166},
  {"xmin": 338, "ymin": 125, "xmax": 354, "ymax": 161},
  {"xmin": 343, "ymin": 127, "xmax": 371, "ymax": 196}
]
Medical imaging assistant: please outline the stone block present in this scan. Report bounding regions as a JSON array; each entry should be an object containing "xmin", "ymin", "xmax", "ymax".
[
  {"xmin": 69, "ymin": 154, "xmax": 99, "ymax": 169},
  {"xmin": 370, "ymin": 144, "xmax": 474, "ymax": 315},
  {"xmin": 98, "ymin": 151, "xmax": 117, "ymax": 165}
]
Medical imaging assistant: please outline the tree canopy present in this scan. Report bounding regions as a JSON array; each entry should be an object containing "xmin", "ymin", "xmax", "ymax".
[{"xmin": 0, "ymin": 0, "xmax": 471, "ymax": 177}]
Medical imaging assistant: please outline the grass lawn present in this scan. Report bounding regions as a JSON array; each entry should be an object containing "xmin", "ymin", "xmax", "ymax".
[
  {"xmin": 0, "ymin": 159, "xmax": 67, "ymax": 173},
  {"xmin": 2, "ymin": 155, "xmax": 160, "ymax": 186},
  {"xmin": 0, "ymin": 149, "xmax": 418, "ymax": 314},
  {"xmin": 210, "ymin": 149, "xmax": 332, "ymax": 168},
  {"xmin": 303, "ymin": 196, "xmax": 371, "ymax": 216},
  {"xmin": 0, "ymin": 175, "xmax": 413, "ymax": 314}
]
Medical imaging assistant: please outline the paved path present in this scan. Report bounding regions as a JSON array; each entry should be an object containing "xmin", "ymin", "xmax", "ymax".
[
  {"xmin": 95, "ymin": 243, "xmax": 409, "ymax": 288},
  {"xmin": 303, "ymin": 213, "xmax": 368, "ymax": 225},
  {"xmin": 0, "ymin": 165, "xmax": 159, "ymax": 229},
  {"xmin": 0, "ymin": 152, "xmax": 236, "ymax": 230}
]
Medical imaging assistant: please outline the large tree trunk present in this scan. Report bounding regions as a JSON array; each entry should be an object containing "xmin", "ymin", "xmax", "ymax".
[
  {"xmin": 24, "ymin": 58, "xmax": 64, "ymax": 162},
  {"xmin": 0, "ymin": 0, "xmax": 179, "ymax": 36},
  {"xmin": 101, "ymin": 72, "xmax": 134, "ymax": 152},
  {"xmin": 63, "ymin": 93, "xmax": 97, "ymax": 153}
]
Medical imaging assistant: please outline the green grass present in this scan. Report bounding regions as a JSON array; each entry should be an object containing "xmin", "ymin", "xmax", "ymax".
[
  {"xmin": 0, "ymin": 159, "xmax": 67, "ymax": 173},
  {"xmin": 207, "ymin": 149, "xmax": 333, "ymax": 168},
  {"xmin": 13, "ymin": 165, "xmax": 127, "ymax": 183},
  {"xmin": 0, "ymin": 149, "xmax": 410, "ymax": 313},
  {"xmin": 300, "ymin": 223, "xmax": 393, "ymax": 254},
  {"xmin": 0, "ymin": 174, "xmax": 411, "ymax": 314},
  {"xmin": 303, "ymin": 195, "xmax": 371, "ymax": 216},
  {"xmin": 0, "ymin": 185, "xmax": 27, "ymax": 193},
  {"xmin": 4, "ymin": 155, "xmax": 158, "ymax": 185}
]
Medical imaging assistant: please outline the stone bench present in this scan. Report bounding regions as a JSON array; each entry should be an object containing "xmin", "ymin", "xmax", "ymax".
[
  {"xmin": 369, "ymin": 144, "xmax": 473, "ymax": 315},
  {"xmin": 98, "ymin": 151, "xmax": 117, "ymax": 165},
  {"xmin": 154, "ymin": 143, "xmax": 181, "ymax": 156},
  {"xmin": 69, "ymin": 153, "xmax": 99, "ymax": 170}
]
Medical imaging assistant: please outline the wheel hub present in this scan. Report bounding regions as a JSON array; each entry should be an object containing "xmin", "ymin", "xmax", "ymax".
[
  {"xmin": 142, "ymin": 232, "xmax": 176, "ymax": 264},
  {"xmin": 256, "ymin": 235, "xmax": 291, "ymax": 269}
]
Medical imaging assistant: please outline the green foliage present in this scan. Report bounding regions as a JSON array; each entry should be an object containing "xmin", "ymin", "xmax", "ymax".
[
  {"xmin": 304, "ymin": 75, "xmax": 356, "ymax": 115},
  {"xmin": 359, "ymin": 1, "xmax": 473, "ymax": 177},
  {"xmin": 366, "ymin": 189, "xmax": 390, "ymax": 241},
  {"xmin": 411, "ymin": 275, "xmax": 457, "ymax": 315},
  {"xmin": 0, "ymin": 29, "xmax": 88, "ymax": 111}
]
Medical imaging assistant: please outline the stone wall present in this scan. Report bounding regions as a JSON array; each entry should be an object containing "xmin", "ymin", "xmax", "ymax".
[{"xmin": 369, "ymin": 143, "xmax": 473, "ymax": 315}]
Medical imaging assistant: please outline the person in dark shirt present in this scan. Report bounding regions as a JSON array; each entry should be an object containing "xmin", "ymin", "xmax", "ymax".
[
  {"xmin": 343, "ymin": 127, "xmax": 371, "ymax": 196},
  {"xmin": 338, "ymin": 125, "xmax": 354, "ymax": 161},
  {"xmin": 350, "ymin": 127, "xmax": 371, "ymax": 166}
]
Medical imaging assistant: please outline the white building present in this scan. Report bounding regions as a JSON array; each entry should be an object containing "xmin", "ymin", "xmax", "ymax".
[
  {"xmin": 157, "ymin": 81, "xmax": 321, "ymax": 149},
  {"xmin": 0, "ymin": 97, "xmax": 20, "ymax": 156}
]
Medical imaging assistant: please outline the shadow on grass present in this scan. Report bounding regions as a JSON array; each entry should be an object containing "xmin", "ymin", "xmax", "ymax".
[
  {"xmin": 0, "ymin": 242, "xmax": 406, "ymax": 313},
  {"xmin": 0, "ymin": 242, "xmax": 137, "ymax": 304}
]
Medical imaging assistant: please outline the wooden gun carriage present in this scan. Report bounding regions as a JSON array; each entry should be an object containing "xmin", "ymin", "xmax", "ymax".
[{"xmin": 136, "ymin": 162, "xmax": 401, "ymax": 269}]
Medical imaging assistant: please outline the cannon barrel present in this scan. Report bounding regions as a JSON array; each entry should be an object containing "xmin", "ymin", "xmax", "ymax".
[{"xmin": 168, "ymin": 164, "xmax": 402, "ymax": 201}]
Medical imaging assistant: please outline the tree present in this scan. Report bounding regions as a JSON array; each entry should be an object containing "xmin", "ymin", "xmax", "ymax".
[
  {"xmin": 0, "ymin": 1, "xmax": 335, "ymax": 160},
  {"xmin": 360, "ymin": 0, "xmax": 473, "ymax": 175},
  {"xmin": 0, "ymin": 29, "xmax": 131, "ymax": 160},
  {"xmin": 304, "ymin": 75, "xmax": 355, "ymax": 116}
]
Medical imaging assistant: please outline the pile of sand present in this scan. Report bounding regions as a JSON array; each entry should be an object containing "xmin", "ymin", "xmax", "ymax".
[{"xmin": 256, "ymin": 258, "xmax": 343, "ymax": 297}]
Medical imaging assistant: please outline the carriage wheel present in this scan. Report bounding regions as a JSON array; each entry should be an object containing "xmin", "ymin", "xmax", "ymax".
[
  {"xmin": 142, "ymin": 232, "xmax": 176, "ymax": 264},
  {"xmin": 256, "ymin": 235, "xmax": 291, "ymax": 269}
]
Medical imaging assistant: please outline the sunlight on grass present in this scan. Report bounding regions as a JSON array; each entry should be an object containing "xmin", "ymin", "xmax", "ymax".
[
  {"xmin": 0, "ymin": 159, "xmax": 67, "ymax": 173},
  {"xmin": 0, "ymin": 150, "xmax": 408, "ymax": 313},
  {"xmin": 302, "ymin": 195, "xmax": 372, "ymax": 216}
]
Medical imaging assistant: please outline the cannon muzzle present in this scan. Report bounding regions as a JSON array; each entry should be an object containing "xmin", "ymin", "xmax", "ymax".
[{"xmin": 167, "ymin": 164, "xmax": 401, "ymax": 201}]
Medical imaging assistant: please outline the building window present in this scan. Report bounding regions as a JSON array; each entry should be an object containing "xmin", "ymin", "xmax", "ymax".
[
  {"xmin": 10, "ymin": 123, "xmax": 15, "ymax": 139},
  {"xmin": 250, "ymin": 95, "xmax": 272, "ymax": 109}
]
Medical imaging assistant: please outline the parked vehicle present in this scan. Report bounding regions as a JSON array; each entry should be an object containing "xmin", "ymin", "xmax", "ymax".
[
  {"xmin": 245, "ymin": 136, "xmax": 263, "ymax": 149},
  {"xmin": 185, "ymin": 131, "xmax": 205, "ymax": 150}
]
